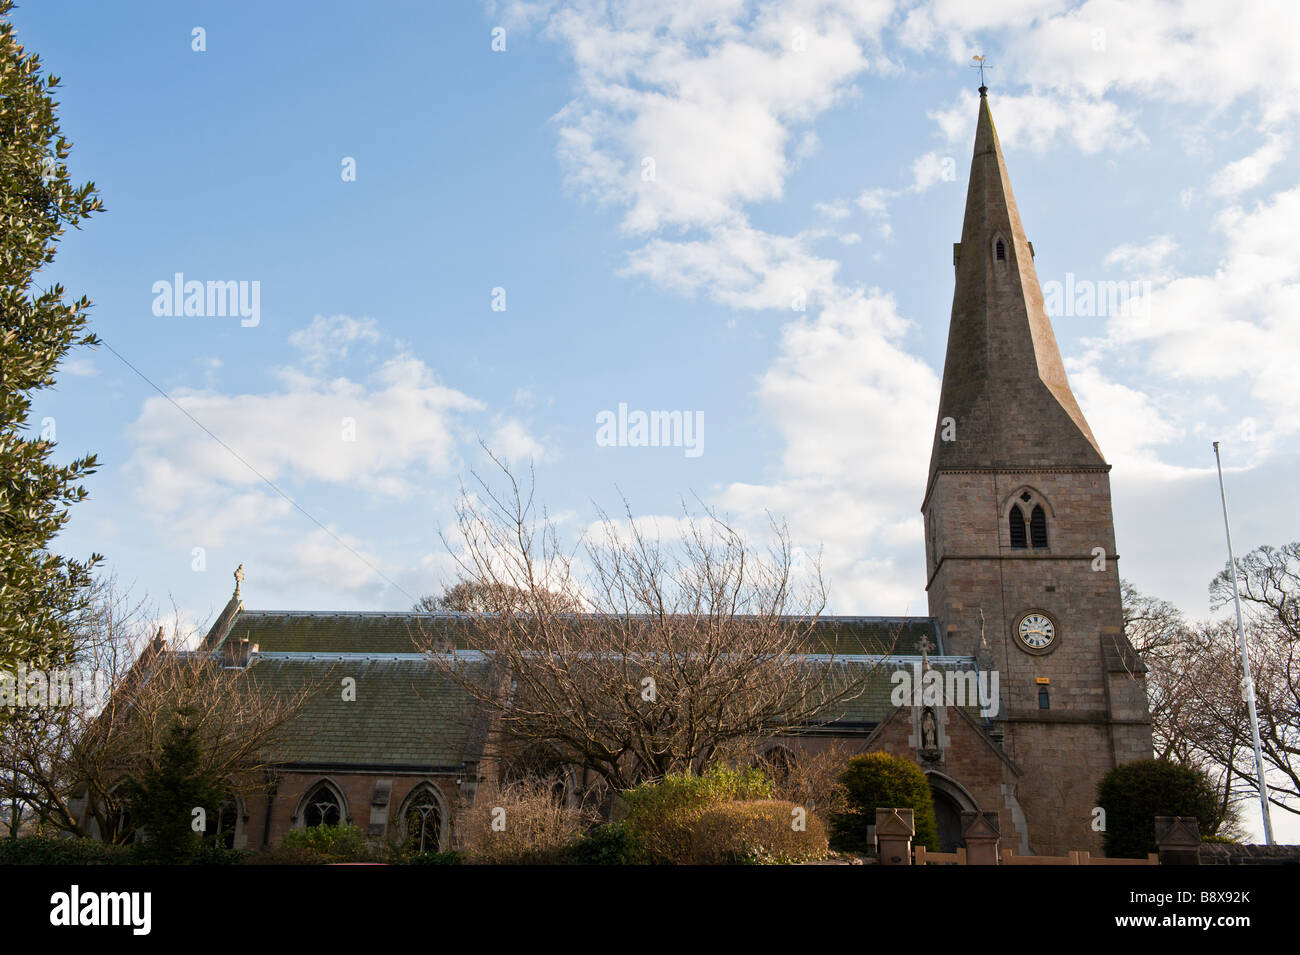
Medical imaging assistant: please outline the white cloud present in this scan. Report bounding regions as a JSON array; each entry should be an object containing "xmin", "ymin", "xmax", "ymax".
[
  {"xmin": 1104, "ymin": 234, "xmax": 1177, "ymax": 281},
  {"xmin": 928, "ymin": 88, "xmax": 1145, "ymax": 155},
  {"xmin": 60, "ymin": 358, "xmax": 99, "ymax": 377},
  {"xmin": 288, "ymin": 314, "xmax": 381, "ymax": 370},
  {"xmin": 535, "ymin": 0, "xmax": 889, "ymax": 234},
  {"xmin": 621, "ymin": 224, "xmax": 840, "ymax": 310},
  {"xmin": 1209, "ymin": 135, "xmax": 1289, "ymax": 197},
  {"xmin": 122, "ymin": 319, "xmax": 544, "ymax": 588}
]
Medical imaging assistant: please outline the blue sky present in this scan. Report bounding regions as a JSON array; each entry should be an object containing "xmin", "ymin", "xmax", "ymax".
[
  {"xmin": 17, "ymin": 5, "xmax": 1300, "ymax": 642},
  {"xmin": 16, "ymin": 0, "xmax": 1300, "ymax": 842}
]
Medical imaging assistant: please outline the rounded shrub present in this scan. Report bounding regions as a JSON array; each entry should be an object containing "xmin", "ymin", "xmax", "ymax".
[
  {"xmin": 687, "ymin": 800, "xmax": 828, "ymax": 865},
  {"xmin": 832, "ymin": 752, "xmax": 938, "ymax": 852},
  {"xmin": 278, "ymin": 823, "xmax": 370, "ymax": 863},
  {"xmin": 561, "ymin": 822, "xmax": 641, "ymax": 865},
  {"xmin": 0, "ymin": 836, "xmax": 135, "ymax": 865},
  {"xmin": 620, "ymin": 764, "xmax": 774, "ymax": 864},
  {"xmin": 1096, "ymin": 759, "xmax": 1221, "ymax": 858}
]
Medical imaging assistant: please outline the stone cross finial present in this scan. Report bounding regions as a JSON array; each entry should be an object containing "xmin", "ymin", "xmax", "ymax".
[
  {"xmin": 917, "ymin": 634, "xmax": 934, "ymax": 657},
  {"xmin": 233, "ymin": 563, "xmax": 245, "ymax": 599}
]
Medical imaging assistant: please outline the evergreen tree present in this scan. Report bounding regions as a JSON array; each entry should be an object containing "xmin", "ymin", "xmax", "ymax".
[
  {"xmin": 832, "ymin": 752, "xmax": 940, "ymax": 852},
  {"xmin": 124, "ymin": 708, "xmax": 225, "ymax": 864},
  {"xmin": 0, "ymin": 0, "xmax": 103, "ymax": 674}
]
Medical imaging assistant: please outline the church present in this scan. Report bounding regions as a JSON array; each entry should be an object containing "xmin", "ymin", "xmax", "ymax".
[{"xmin": 90, "ymin": 88, "xmax": 1153, "ymax": 858}]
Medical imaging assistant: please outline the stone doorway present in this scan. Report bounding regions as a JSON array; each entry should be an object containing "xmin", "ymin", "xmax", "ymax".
[{"xmin": 932, "ymin": 787, "xmax": 964, "ymax": 851}]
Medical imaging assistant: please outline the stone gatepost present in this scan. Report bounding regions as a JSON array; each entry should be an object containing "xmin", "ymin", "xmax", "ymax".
[
  {"xmin": 1155, "ymin": 816, "xmax": 1201, "ymax": 865},
  {"xmin": 875, "ymin": 808, "xmax": 915, "ymax": 865},
  {"xmin": 961, "ymin": 811, "xmax": 1001, "ymax": 865}
]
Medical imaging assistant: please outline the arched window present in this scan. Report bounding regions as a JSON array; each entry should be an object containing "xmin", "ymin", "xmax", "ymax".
[
  {"xmin": 402, "ymin": 785, "xmax": 443, "ymax": 854},
  {"xmin": 103, "ymin": 793, "xmax": 136, "ymax": 845},
  {"xmin": 206, "ymin": 798, "xmax": 240, "ymax": 849},
  {"xmin": 995, "ymin": 239, "xmax": 1006, "ymax": 261},
  {"xmin": 758, "ymin": 746, "xmax": 795, "ymax": 786},
  {"xmin": 1009, "ymin": 505, "xmax": 1027, "ymax": 549},
  {"xmin": 301, "ymin": 782, "xmax": 343, "ymax": 828},
  {"xmin": 1030, "ymin": 505, "xmax": 1048, "ymax": 549},
  {"xmin": 502, "ymin": 747, "xmax": 568, "ymax": 804}
]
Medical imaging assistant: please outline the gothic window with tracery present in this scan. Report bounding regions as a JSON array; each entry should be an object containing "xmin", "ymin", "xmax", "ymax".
[
  {"xmin": 206, "ymin": 798, "xmax": 239, "ymax": 848},
  {"xmin": 302, "ymin": 782, "xmax": 343, "ymax": 828},
  {"xmin": 403, "ymin": 786, "xmax": 443, "ymax": 854}
]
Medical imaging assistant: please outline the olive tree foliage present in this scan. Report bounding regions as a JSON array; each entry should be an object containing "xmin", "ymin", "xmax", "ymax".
[
  {"xmin": 1, "ymin": 1, "xmax": 104, "ymax": 675},
  {"xmin": 416, "ymin": 454, "xmax": 889, "ymax": 794}
]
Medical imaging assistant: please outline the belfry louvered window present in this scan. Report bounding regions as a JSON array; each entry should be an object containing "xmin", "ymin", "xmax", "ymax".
[
  {"xmin": 995, "ymin": 239, "xmax": 1006, "ymax": 261},
  {"xmin": 1009, "ymin": 505, "xmax": 1027, "ymax": 548},
  {"xmin": 1030, "ymin": 504, "xmax": 1048, "ymax": 548}
]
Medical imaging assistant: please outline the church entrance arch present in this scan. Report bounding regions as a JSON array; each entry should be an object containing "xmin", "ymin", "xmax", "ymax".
[{"xmin": 925, "ymin": 771, "xmax": 979, "ymax": 852}]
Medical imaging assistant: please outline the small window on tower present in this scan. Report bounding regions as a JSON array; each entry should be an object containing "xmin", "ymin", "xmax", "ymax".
[
  {"xmin": 995, "ymin": 239, "xmax": 1006, "ymax": 261},
  {"xmin": 1038, "ymin": 686, "xmax": 1050, "ymax": 709},
  {"xmin": 1030, "ymin": 505, "xmax": 1048, "ymax": 549},
  {"xmin": 1009, "ymin": 505, "xmax": 1027, "ymax": 549}
]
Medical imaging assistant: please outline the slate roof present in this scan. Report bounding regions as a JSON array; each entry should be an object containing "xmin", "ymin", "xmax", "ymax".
[
  {"xmin": 218, "ymin": 611, "xmax": 943, "ymax": 657},
  {"xmin": 797, "ymin": 658, "xmax": 988, "ymax": 727},
  {"xmin": 242, "ymin": 656, "xmax": 490, "ymax": 769},
  {"xmin": 203, "ymin": 608, "xmax": 979, "ymax": 768}
]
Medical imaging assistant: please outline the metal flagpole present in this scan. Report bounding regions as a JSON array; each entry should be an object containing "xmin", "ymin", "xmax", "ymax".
[{"xmin": 1212, "ymin": 441, "xmax": 1274, "ymax": 845}]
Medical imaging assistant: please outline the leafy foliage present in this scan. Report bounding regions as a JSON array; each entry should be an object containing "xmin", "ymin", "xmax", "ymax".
[
  {"xmin": 0, "ymin": 0, "xmax": 104, "ymax": 674},
  {"xmin": 0, "ymin": 834, "xmax": 133, "ymax": 864},
  {"xmin": 1096, "ymin": 758, "xmax": 1221, "ymax": 858},
  {"xmin": 560, "ymin": 822, "xmax": 640, "ymax": 865},
  {"xmin": 687, "ymin": 799, "xmax": 828, "ymax": 865},
  {"xmin": 278, "ymin": 823, "xmax": 369, "ymax": 861},
  {"xmin": 619, "ymin": 764, "xmax": 773, "ymax": 863},
  {"xmin": 121, "ymin": 708, "xmax": 226, "ymax": 864},
  {"xmin": 832, "ymin": 752, "xmax": 939, "ymax": 852}
]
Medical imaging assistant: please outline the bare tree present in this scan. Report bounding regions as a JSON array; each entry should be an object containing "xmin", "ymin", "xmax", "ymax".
[
  {"xmin": 415, "ymin": 455, "xmax": 890, "ymax": 797},
  {"xmin": 1120, "ymin": 547, "xmax": 1300, "ymax": 831},
  {"xmin": 414, "ymin": 580, "xmax": 579, "ymax": 614},
  {"xmin": 1, "ymin": 576, "xmax": 320, "ymax": 841},
  {"xmin": 1206, "ymin": 543, "xmax": 1300, "ymax": 818}
]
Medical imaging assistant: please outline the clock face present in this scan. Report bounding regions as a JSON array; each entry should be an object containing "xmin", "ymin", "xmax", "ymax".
[{"xmin": 1017, "ymin": 612, "xmax": 1056, "ymax": 651}]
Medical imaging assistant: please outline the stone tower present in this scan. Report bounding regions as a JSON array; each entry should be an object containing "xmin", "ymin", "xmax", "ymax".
[{"xmin": 921, "ymin": 86, "xmax": 1153, "ymax": 855}]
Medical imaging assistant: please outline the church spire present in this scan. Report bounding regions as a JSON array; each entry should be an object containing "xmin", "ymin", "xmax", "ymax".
[{"xmin": 927, "ymin": 88, "xmax": 1104, "ymax": 487}]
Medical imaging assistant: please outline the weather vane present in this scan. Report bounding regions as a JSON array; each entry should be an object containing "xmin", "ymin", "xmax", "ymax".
[{"xmin": 970, "ymin": 54, "xmax": 991, "ymax": 87}]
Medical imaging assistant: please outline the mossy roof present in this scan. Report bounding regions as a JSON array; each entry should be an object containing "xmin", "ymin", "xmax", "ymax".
[
  {"xmin": 243, "ymin": 656, "xmax": 489, "ymax": 769},
  {"xmin": 209, "ymin": 611, "xmax": 977, "ymax": 767},
  {"xmin": 219, "ymin": 611, "xmax": 942, "ymax": 657}
]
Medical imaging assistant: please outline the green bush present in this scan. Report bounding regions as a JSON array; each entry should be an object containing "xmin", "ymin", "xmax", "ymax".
[
  {"xmin": 687, "ymin": 800, "xmax": 828, "ymax": 865},
  {"xmin": 192, "ymin": 844, "xmax": 252, "ymax": 865},
  {"xmin": 621, "ymin": 765, "xmax": 773, "ymax": 863},
  {"xmin": 0, "ymin": 836, "xmax": 135, "ymax": 865},
  {"xmin": 1096, "ymin": 759, "xmax": 1221, "ymax": 858},
  {"xmin": 832, "ymin": 752, "xmax": 939, "ymax": 852},
  {"xmin": 398, "ymin": 850, "xmax": 463, "ymax": 865},
  {"xmin": 278, "ymin": 824, "xmax": 370, "ymax": 862},
  {"xmin": 561, "ymin": 823, "xmax": 641, "ymax": 865}
]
